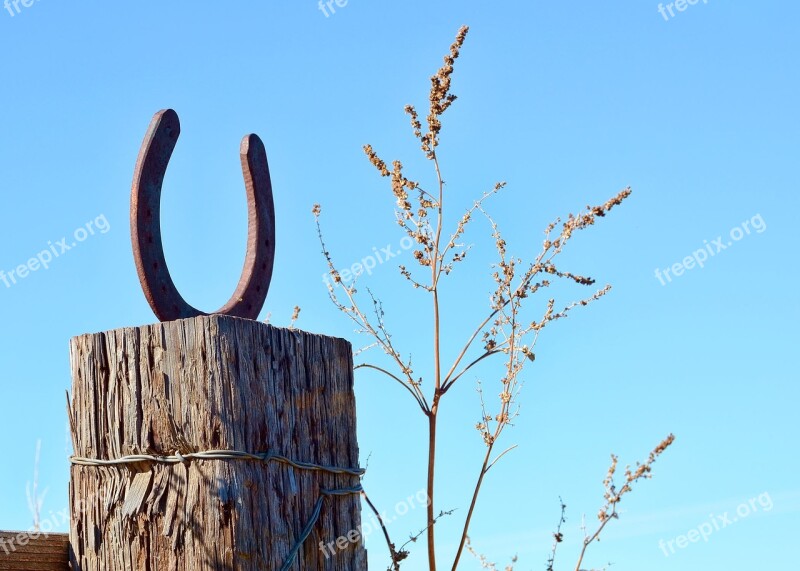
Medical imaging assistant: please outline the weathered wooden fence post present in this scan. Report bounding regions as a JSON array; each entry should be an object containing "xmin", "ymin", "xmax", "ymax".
[
  {"xmin": 69, "ymin": 317, "xmax": 366, "ymax": 569},
  {"xmin": 67, "ymin": 109, "xmax": 368, "ymax": 570}
]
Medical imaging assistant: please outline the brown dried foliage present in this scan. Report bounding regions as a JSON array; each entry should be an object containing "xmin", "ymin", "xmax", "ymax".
[{"xmin": 313, "ymin": 25, "xmax": 671, "ymax": 571}]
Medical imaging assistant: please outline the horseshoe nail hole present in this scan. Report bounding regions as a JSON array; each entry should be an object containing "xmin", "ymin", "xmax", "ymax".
[
  {"xmin": 153, "ymin": 262, "xmax": 159, "ymax": 270},
  {"xmin": 161, "ymin": 285, "xmax": 167, "ymax": 292},
  {"xmin": 147, "ymin": 235, "xmax": 154, "ymax": 244},
  {"xmin": 146, "ymin": 209, "xmax": 152, "ymax": 218},
  {"xmin": 261, "ymin": 263, "xmax": 267, "ymax": 270},
  {"xmin": 255, "ymin": 286, "xmax": 261, "ymax": 292}
]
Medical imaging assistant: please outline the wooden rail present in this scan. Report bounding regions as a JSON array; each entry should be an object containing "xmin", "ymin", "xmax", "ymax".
[{"xmin": 0, "ymin": 531, "xmax": 69, "ymax": 570}]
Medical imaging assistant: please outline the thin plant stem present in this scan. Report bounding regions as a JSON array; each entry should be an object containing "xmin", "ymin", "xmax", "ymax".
[
  {"xmin": 362, "ymin": 489, "xmax": 403, "ymax": 571},
  {"xmin": 450, "ymin": 443, "xmax": 493, "ymax": 570},
  {"xmin": 427, "ymin": 151, "xmax": 446, "ymax": 571}
]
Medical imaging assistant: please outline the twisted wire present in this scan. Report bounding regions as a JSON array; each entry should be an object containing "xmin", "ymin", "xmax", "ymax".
[{"xmin": 71, "ymin": 449, "xmax": 364, "ymax": 569}]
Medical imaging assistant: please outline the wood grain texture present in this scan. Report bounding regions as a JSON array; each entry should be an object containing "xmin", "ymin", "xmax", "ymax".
[
  {"xmin": 0, "ymin": 531, "xmax": 69, "ymax": 571},
  {"xmin": 69, "ymin": 315, "xmax": 367, "ymax": 570}
]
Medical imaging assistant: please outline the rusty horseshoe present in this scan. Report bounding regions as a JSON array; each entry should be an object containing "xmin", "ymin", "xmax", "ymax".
[{"xmin": 131, "ymin": 109, "xmax": 275, "ymax": 322}]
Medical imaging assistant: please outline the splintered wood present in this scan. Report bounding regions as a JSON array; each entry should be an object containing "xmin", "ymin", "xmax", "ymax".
[{"xmin": 68, "ymin": 315, "xmax": 366, "ymax": 570}]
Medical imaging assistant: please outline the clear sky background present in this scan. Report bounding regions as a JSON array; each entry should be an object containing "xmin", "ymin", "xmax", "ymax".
[{"xmin": 0, "ymin": 1, "xmax": 798, "ymax": 570}]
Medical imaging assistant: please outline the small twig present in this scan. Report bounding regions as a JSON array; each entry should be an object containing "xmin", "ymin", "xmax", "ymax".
[
  {"xmin": 355, "ymin": 363, "xmax": 429, "ymax": 411},
  {"xmin": 573, "ymin": 434, "xmax": 675, "ymax": 571},
  {"xmin": 361, "ymin": 489, "xmax": 405, "ymax": 571},
  {"xmin": 288, "ymin": 306, "xmax": 301, "ymax": 329},
  {"xmin": 465, "ymin": 535, "xmax": 518, "ymax": 571},
  {"xmin": 25, "ymin": 439, "xmax": 48, "ymax": 532},
  {"xmin": 485, "ymin": 445, "xmax": 518, "ymax": 473},
  {"xmin": 546, "ymin": 498, "xmax": 567, "ymax": 571},
  {"xmin": 397, "ymin": 508, "xmax": 456, "ymax": 557}
]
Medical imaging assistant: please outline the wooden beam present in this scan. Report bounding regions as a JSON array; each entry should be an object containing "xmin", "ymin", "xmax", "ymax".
[{"xmin": 0, "ymin": 531, "xmax": 69, "ymax": 571}]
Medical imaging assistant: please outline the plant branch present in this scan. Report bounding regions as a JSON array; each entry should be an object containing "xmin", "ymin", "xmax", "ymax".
[
  {"xmin": 362, "ymin": 489, "xmax": 406, "ymax": 571},
  {"xmin": 450, "ymin": 443, "xmax": 494, "ymax": 570},
  {"xmin": 441, "ymin": 349, "xmax": 502, "ymax": 394},
  {"xmin": 355, "ymin": 363, "xmax": 430, "ymax": 412}
]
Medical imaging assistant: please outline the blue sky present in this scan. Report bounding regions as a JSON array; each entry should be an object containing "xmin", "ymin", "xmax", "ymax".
[{"xmin": 0, "ymin": 1, "xmax": 798, "ymax": 569}]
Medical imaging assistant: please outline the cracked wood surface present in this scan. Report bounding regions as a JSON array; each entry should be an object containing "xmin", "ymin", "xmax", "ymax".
[{"xmin": 69, "ymin": 315, "xmax": 366, "ymax": 570}]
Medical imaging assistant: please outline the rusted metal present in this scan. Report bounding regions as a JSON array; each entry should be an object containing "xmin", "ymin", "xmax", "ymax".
[{"xmin": 131, "ymin": 109, "xmax": 275, "ymax": 321}]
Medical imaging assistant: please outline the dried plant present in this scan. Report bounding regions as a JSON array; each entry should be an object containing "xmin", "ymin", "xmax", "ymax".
[
  {"xmin": 570, "ymin": 434, "xmax": 675, "ymax": 571},
  {"xmin": 289, "ymin": 305, "xmax": 302, "ymax": 330},
  {"xmin": 25, "ymin": 439, "xmax": 48, "ymax": 532},
  {"xmin": 262, "ymin": 306, "xmax": 301, "ymax": 329},
  {"xmin": 314, "ymin": 26, "xmax": 671, "ymax": 570},
  {"xmin": 471, "ymin": 435, "xmax": 675, "ymax": 571},
  {"xmin": 466, "ymin": 535, "xmax": 517, "ymax": 571}
]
